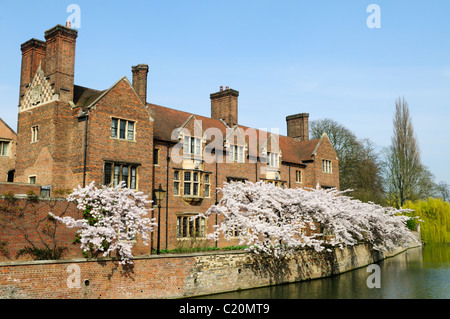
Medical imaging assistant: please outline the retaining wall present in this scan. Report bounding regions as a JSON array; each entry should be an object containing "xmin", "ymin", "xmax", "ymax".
[{"xmin": 0, "ymin": 241, "xmax": 421, "ymax": 299}]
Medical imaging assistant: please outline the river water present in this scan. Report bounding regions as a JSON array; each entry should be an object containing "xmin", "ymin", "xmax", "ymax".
[{"xmin": 200, "ymin": 244, "xmax": 450, "ymax": 299}]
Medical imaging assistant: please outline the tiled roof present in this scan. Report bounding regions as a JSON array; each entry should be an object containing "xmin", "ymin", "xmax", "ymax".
[
  {"xmin": 148, "ymin": 103, "xmax": 319, "ymax": 165},
  {"xmin": 73, "ymin": 85, "xmax": 106, "ymax": 108},
  {"xmin": 74, "ymin": 82, "xmax": 321, "ymax": 166}
]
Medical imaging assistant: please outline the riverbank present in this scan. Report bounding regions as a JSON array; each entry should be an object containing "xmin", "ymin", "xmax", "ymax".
[{"xmin": 0, "ymin": 237, "xmax": 421, "ymax": 299}]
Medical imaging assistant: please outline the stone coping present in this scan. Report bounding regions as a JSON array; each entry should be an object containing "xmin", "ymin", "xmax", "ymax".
[{"xmin": 0, "ymin": 242, "xmax": 422, "ymax": 268}]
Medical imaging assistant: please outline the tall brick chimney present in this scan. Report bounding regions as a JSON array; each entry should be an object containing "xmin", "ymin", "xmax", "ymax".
[
  {"xmin": 210, "ymin": 87, "xmax": 239, "ymax": 127},
  {"xmin": 132, "ymin": 64, "xmax": 149, "ymax": 104},
  {"xmin": 19, "ymin": 39, "xmax": 47, "ymax": 103},
  {"xmin": 44, "ymin": 24, "xmax": 78, "ymax": 104},
  {"xmin": 286, "ymin": 113, "xmax": 309, "ymax": 141}
]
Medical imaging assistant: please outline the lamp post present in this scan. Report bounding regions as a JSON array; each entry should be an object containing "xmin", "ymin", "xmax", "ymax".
[{"xmin": 154, "ymin": 184, "xmax": 166, "ymax": 255}]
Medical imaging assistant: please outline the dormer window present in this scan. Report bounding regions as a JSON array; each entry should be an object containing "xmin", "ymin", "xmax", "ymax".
[
  {"xmin": 267, "ymin": 152, "xmax": 279, "ymax": 168},
  {"xmin": 183, "ymin": 136, "xmax": 201, "ymax": 156},
  {"xmin": 228, "ymin": 145, "xmax": 245, "ymax": 163}
]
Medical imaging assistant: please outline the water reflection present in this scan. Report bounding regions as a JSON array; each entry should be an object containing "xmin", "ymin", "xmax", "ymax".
[{"xmin": 197, "ymin": 244, "xmax": 450, "ymax": 299}]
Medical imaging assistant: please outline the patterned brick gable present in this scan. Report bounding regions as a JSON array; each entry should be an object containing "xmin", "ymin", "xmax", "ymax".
[{"xmin": 19, "ymin": 63, "xmax": 56, "ymax": 113}]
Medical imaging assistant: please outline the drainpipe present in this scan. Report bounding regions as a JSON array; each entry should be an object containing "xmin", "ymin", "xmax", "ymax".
[
  {"xmin": 166, "ymin": 143, "xmax": 170, "ymax": 250},
  {"xmin": 289, "ymin": 165, "xmax": 291, "ymax": 188},
  {"xmin": 215, "ymin": 152, "xmax": 218, "ymax": 248}
]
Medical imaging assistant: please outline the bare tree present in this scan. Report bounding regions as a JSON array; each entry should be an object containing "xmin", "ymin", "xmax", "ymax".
[
  {"xmin": 436, "ymin": 181, "xmax": 449, "ymax": 202},
  {"xmin": 384, "ymin": 97, "xmax": 424, "ymax": 207}
]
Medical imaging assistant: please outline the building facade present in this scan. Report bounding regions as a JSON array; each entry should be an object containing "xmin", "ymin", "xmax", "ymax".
[
  {"xmin": 8, "ymin": 24, "xmax": 339, "ymax": 251},
  {"xmin": 0, "ymin": 118, "xmax": 16, "ymax": 182}
]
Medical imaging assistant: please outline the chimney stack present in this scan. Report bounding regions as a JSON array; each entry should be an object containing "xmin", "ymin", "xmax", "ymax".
[
  {"xmin": 19, "ymin": 39, "xmax": 47, "ymax": 103},
  {"xmin": 286, "ymin": 113, "xmax": 309, "ymax": 141},
  {"xmin": 210, "ymin": 86, "xmax": 239, "ymax": 127},
  {"xmin": 132, "ymin": 64, "xmax": 149, "ymax": 104},
  {"xmin": 44, "ymin": 24, "xmax": 78, "ymax": 104}
]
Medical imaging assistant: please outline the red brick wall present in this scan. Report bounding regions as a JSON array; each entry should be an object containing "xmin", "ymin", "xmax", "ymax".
[
  {"xmin": 0, "ymin": 243, "xmax": 399, "ymax": 299},
  {"xmin": 62, "ymin": 78, "xmax": 154, "ymax": 196},
  {"xmin": 0, "ymin": 197, "xmax": 81, "ymax": 262},
  {"xmin": 0, "ymin": 119, "xmax": 16, "ymax": 183},
  {"xmin": 0, "ymin": 182, "xmax": 41, "ymax": 196},
  {"xmin": 0, "ymin": 193, "xmax": 153, "ymax": 262},
  {"xmin": 15, "ymin": 101, "xmax": 59, "ymax": 187},
  {"xmin": 310, "ymin": 135, "xmax": 340, "ymax": 189}
]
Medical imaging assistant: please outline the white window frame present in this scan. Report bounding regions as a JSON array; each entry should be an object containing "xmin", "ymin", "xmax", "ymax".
[
  {"xmin": 29, "ymin": 175, "xmax": 37, "ymax": 184},
  {"xmin": 322, "ymin": 160, "xmax": 332, "ymax": 174},
  {"xmin": 0, "ymin": 141, "xmax": 9, "ymax": 156},
  {"xmin": 31, "ymin": 125, "xmax": 39, "ymax": 143},
  {"xmin": 296, "ymin": 170, "xmax": 302, "ymax": 183},
  {"xmin": 228, "ymin": 145, "xmax": 245, "ymax": 163},
  {"xmin": 183, "ymin": 136, "xmax": 202, "ymax": 156},
  {"xmin": 267, "ymin": 152, "xmax": 279, "ymax": 168}
]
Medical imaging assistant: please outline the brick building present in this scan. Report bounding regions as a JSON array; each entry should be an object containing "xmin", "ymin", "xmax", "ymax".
[
  {"xmin": 0, "ymin": 118, "xmax": 16, "ymax": 183},
  {"xmin": 7, "ymin": 24, "xmax": 339, "ymax": 252}
]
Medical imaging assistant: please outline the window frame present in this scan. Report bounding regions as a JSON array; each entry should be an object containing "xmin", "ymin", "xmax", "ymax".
[
  {"xmin": 295, "ymin": 170, "xmax": 302, "ymax": 183},
  {"xmin": 322, "ymin": 160, "xmax": 332, "ymax": 174},
  {"xmin": 204, "ymin": 174, "xmax": 211, "ymax": 198},
  {"xmin": 110, "ymin": 118, "xmax": 136, "ymax": 141},
  {"xmin": 153, "ymin": 148, "xmax": 160, "ymax": 166},
  {"xmin": 183, "ymin": 135, "xmax": 202, "ymax": 157},
  {"xmin": 103, "ymin": 162, "xmax": 139, "ymax": 189},
  {"xmin": 174, "ymin": 170, "xmax": 180, "ymax": 196},
  {"xmin": 29, "ymin": 175, "xmax": 37, "ymax": 184},
  {"xmin": 0, "ymin": 141, "xmax": 9, "ymax": 156},
  {"xmin": 31, "ymin": 125, "xmax": 39, "ymax": 143},
  {"xmin": 228, "ymin": 144, "xmax": 245, "ymax": 163},
  {"xmin": 183, "ymin": 170, "xmax": 200, "ymax": 197},
  {"xmin": 176, "ymin": 215, "xmax": 206, "ymax": 239},
  {"xmin": 267, "ymin": 152, "xmax": 279, "ymax": 168}
]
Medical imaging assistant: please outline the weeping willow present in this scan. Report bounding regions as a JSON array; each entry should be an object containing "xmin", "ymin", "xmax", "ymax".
[{"xmin": 404, "ymin": 198, "xmax": 450, "ymax": 243}]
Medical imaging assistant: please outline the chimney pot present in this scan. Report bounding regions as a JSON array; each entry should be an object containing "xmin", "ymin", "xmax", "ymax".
[
  {"xmin": 43, "ymin": 24, "xmax": 78, "ymax": 104},
  {"xmin": 210, "ymin": 87, "xmax": 239, "ymax": 127},
  {"xmin": 220, "ymin": 86, "xmax": 223, "ymax": 91},
  {"xmin": 132, "ymin": 64, "xmax": 149, "ymax": 104},
  {"xmin": 286, "ymin": 113, "xmax": 309, "ymax": 141}
]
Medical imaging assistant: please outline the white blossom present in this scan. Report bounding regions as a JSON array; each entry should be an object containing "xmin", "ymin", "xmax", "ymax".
[
  {"xmin": 50, "ymin": 181, "xmax": 156, "ymax": 264},
  {"xmin": 198, "ymin": 181, "xmax": 418, "ymax": 258}
]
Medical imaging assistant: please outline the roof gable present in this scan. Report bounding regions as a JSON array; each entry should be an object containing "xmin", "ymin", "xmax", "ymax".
[{"xmin": 19, "ymin": 63, "xmax": 55, "ymax": 113}]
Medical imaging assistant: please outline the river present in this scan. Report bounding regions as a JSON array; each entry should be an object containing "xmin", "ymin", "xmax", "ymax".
[{"xmin": 198, "ymin": 243, "xmax": 450, "ymax": 299}]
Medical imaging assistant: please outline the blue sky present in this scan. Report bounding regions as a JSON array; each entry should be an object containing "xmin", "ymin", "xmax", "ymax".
[{"xmin": 1, "ymin": 1, "xmax": 449, "ymax": 185}]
